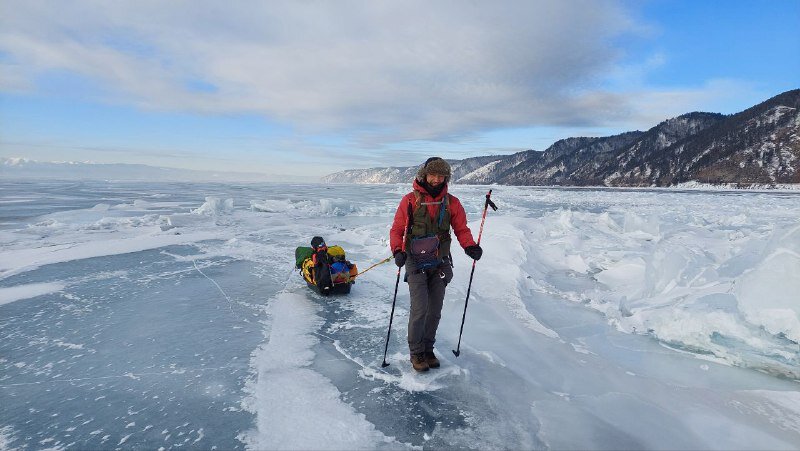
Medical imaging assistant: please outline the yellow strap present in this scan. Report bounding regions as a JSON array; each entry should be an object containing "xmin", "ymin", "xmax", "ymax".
[{"xmin": 351, "ymin": 257, "xmax": 391, "ymax": 279}]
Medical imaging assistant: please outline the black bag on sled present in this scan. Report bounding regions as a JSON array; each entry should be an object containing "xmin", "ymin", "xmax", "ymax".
[{"xmin": 296, "ymin": 236, "xmax": 358, "ymax": 296}]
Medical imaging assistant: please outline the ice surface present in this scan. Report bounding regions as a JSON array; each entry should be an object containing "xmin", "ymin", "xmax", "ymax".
[
  {"xmin": 0, "ymin": 281, "xmax": 65, "ymax": 306},
  {"xmin": 241, "ymin": 292, "xmax": 402, "ymax": 449},
  {"xmin": 192, "ymin": 197, "xmax": 234, "ymax": 215},
  {"xmin": 1, "ymin": 179, "xmax": 799, "ymax": 449}
]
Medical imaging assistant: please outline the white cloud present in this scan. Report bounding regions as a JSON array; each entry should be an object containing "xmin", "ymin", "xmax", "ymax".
[
  {"xmin": 613, "ymin": 79, "xmax": 771, "ymax": 129},
  {"xmin": 1, "ymin": 0, "xmax": 774, "ymax": 164},
  {"xmin": 1, "ymin": 0, "xmax": 641, "ymax": 139}
]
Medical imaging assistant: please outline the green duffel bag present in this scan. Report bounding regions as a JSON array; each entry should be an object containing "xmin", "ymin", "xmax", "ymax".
[{"xmin": 295, "ymin": 246, "xmax": 314, "ymax": 269}]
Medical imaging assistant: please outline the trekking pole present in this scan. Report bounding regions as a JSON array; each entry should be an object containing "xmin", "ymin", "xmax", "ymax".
[
  {"xmin": 453, "ymin": 189, "xmax": 498, "ymax": 357},
  {"xmin": 381, "ymin": 213, "xmax": 412, "ymax": 368},
  {"xmin": 353, "ymin": 257, "xmax": 391, "ymax": 279},
  {"xmin": 381, "ymin": 265, "xmax": 402, "ymax": 368}
]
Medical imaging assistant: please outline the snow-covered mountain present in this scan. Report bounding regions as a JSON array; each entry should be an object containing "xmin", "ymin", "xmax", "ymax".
[
  {"xmin": 323, "ymin": 89, "xmax": 800, "ymax": 187},
  {"xmin": 320, "ymin": 155, "xmax": 502, "ymax": 184},
  {"xmin": 0, "ymin": 158, "xmax": 293, "ymax": 182}
]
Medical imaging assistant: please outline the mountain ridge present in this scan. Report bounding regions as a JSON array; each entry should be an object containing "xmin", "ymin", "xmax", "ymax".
[{"xmin": 323, "ymin": 89, "xmax": 800, "ymax": 187}]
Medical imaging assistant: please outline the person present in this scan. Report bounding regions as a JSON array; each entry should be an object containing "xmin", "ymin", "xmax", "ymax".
[{"xmin": 389, "ymin": 157, "xmax": 483, "ymax": 372}]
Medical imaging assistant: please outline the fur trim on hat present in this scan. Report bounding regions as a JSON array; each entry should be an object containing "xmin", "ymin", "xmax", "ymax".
[{"xmin": 415, "ymin": 157, "xmax": 451, "ymax": 181}]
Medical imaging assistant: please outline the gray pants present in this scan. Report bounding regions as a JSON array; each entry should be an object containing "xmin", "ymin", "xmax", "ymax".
[{"xmin": 406, "ymin": 262, "xmax": 454, "ymax": 355}]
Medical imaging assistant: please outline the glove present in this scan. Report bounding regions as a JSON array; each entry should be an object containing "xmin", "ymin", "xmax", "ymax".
[
  {"xmin": 464, "ymin": 245, "xmax": 482, "ymax": 261},
  {"xmin": 393, "ymin": 250, "xmax": 407, "ymax": 267}
]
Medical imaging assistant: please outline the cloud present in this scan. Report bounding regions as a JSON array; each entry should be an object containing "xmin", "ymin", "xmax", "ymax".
[
  {"xmin": 1, "ymin": 0, "xmax": 645, "ymax": 142},
  {"xmin": 608, "ymin": 79, "xmax": 773, "ymax": 130}
]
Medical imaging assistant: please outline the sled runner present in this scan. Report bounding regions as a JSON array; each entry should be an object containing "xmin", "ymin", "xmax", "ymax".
[{"xmin": 295, "ymin": 236, "xmax": 358, "ymax": 296}]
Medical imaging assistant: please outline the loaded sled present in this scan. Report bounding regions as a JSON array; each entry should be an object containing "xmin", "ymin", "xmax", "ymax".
[{"xmin": 295, "ymin": 236, "xmax": 358, "ymax": 296}]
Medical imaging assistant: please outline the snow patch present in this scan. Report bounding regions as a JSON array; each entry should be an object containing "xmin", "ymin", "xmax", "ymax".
[
  {"xmin": 241, "ymin": 292, "xmax": 399, "ymax": 449},
  {"xmin": 0, "ymin": 282, "xmax": 65, "ymax": 306}
]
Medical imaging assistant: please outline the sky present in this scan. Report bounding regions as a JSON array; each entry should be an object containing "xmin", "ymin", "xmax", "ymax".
[{"xmin": 1, "ymin": 0, "xmax": 799, "ymax": 180}]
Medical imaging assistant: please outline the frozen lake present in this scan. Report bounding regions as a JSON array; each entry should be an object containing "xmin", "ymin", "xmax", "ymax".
[{"xmin": 1, "ymin": 179, "xmax": 799, "ymax": 450}]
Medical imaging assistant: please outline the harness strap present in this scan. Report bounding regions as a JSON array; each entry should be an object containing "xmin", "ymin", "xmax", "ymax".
[
  {"xmin": 408, "ymin": 256, "xmax": 451, "ymax": 275},
  {"xmin": 438, "ymin": 195, "xmax": 448, "ymax": 227},
  {"xmin": 412, "ymin": 191, "xmax": 449, "ymax": 226}
]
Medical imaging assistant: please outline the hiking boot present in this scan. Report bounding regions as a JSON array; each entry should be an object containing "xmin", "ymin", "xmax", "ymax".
[
  {"xmin": 410, "ymin": 353, "xmax": 429, "ymax": 372},
  {"xmin": 425, "ymin": 351, "xmax": 440, "ymax": 368}
]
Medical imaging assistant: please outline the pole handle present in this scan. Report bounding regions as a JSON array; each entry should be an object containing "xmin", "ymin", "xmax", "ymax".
[{"xmin": 486, "ymin": 191, "xmax": 497, "ymax": 211}]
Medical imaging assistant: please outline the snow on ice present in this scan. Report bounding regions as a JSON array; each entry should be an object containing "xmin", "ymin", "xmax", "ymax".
[{"xmin": 1, "ymin": 179, "xmax": 799, "ymax": 449}]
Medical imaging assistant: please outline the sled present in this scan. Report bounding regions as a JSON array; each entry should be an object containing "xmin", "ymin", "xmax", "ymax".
[{"xmin": 295, "ymin": 237, "xmax": 358, "ymax": 296}]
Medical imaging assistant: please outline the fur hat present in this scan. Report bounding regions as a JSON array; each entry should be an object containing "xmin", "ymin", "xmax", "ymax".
[{"xmin": 415, "ymin": 157, "xmax": 451, "ymax": 181}]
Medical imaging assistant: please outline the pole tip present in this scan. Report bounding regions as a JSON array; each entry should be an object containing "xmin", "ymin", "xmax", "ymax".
[
  {"xmin": 381, "ymin": 362, "xmax": 390, "ymax": 368},
  {"xmin": 452, "ymin": 350, "xmax": 460, "ymax": 357}
]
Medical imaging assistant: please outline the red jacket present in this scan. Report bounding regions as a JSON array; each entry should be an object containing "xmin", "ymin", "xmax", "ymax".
[{"xmin": 390, "ymin": 180, "xmax": 476, "ymax": 253}]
